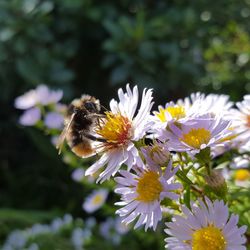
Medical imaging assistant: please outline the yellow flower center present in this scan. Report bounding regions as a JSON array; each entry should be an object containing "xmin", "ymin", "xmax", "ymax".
[
  {"xmin": 181, "ymin": 128, "xmax": 211, "ymax": 149},
  {"xmin": 96, "ymin": 112, "xmax": 133, "ymax": 147},
  {"xmin": 136, "ymin": 171, "xmax": 163, "ymax": 203},
  {"xmin": 92, "ymin": 194, "xmax": 103, "ymax": 205},
  {"xmin": 156, "ymin": 106, "xmax": 186, "ymax": 122},
  {"xmin": 192, "ymin": 225, "xmax": 226, "ymax": 250},
  {"xmin": 234, "ymin": 169, "xmax": 250, "ymax": 181}
]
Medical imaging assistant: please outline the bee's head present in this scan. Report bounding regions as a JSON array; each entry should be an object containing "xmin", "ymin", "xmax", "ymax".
[{"xmin": 84, "ymin": 101, "xmax": 98, "ymax": 113}]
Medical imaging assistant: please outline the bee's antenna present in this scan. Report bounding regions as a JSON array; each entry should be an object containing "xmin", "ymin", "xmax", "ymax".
[{"xmin": 100, "ymin": 104, "xmax": 108, "ymax": 112}]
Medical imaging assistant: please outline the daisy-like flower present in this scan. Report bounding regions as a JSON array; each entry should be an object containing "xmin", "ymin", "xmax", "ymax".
[
  {"xmin": 44, "ymin": 112, "xmax": 64, "ymax": 129},
  {"xmin": 15, "ymin": 84, "xmax": 63, "ymax": 110},
  {"xmin": 177, "ymin": 93, "xmax": 233, "ymax": 118},
  {"xmin": 82, "ymin": 189, "xmax": 108, "ymax": 213},
  {"xmin": 114, "ymin": 162, "xmax": 181, "ymax": 231},
  {"xmin": 165, "ymin": 197, "xmax": 247, "ymax": 250},
  {"xmin": 153, "ymin": 93, "xmax": 233, "ymax": 126},
  {"xmin": 163, "ymin": 114, "xmax": 231, "ymax": 155},
  {"xmin": 19, "ymin": 107, "xmax": 41, "ymax": 126},
  {"xmin": 230, "ymin": 95, "xmax": 250, "ymax": 147},
  {"xmin": 153, "ymin": 101, "xmax": 189, "ymax": 124},
  {"xmin": 233, "ymin": 168, "xmax": 250, "ymax": 188},
  {"xmin": 85, "ymin": 84, "xmax": 154, "ymax": 182}
]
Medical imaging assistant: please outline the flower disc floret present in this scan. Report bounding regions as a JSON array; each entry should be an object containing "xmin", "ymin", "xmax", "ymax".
[
  {"xmin": 136, "ymin": 171, "xmax": 163, "ymax": 202},
  {"xmin": 96, "ymin": 112, "xmax": 133, "ymax": 147},
  {"xmin": 157, "ymin": 106, "xmax": 186, "ymax": 122},
  {"xmin": 234, "ymin": 169, "xmax": 250, "ymax": 181},
  {"xmin": 181, "ymin": 128, "xmax": 211, "ymax": 149},
  {"xmin": 192, "ymin": 225, "xmax": 226, "ymax": 250}
]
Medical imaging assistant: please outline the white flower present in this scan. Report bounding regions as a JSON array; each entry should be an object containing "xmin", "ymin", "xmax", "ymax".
[
  {"xmin": 15, "ymin": 84, "xmax": 63, "ymax": 110},
  {"xmin": 85, "ymin": 84, "xmax": 154, "ymax": 182},
  {"xmin": 115, "ymin": 162, "xmax": 181, "ymax": 231},
  {"xmin": 71, "ymin": 168, "xmax": 85, "ymax": 182},
  {"xmin": 234, "ymin": 168, "xmax": 250, "ymax": 188},
  {"xmin": 232, "ymin": 155, "xmax": 250, "ymax": 169},
  {"xmin": 162, "ymin": 114, "xmax": 231, "ymax": 155},
  {"xmin": 177, "ymin": 93, "xmax": 233, "ymax": 117},
  {"xmin": 19, "ymin": 107, "xmax": 41, "ymax": 126},
  {"xmin": 153, "ymin": 93, "xmax": 232, "ymax": 126},
  {"xmin": 165, "ymin": 197, "xmax": 247, "ymax": 250},
  {"xmin": 44, "ymin": 112, "xmax": 64, "ymax": 129},
  {"xmin": 82, "ymin": 189, "xmax": 108, "ymax": 213},
  {"xmin": 229, "ymin": 95, "xmax": 250, "ymax": 147}
]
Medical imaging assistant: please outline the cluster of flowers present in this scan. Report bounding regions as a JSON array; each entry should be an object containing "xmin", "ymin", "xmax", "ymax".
[
  {"xmin": 2, "ymin": 214, "xmax": 84, "ymax": 250},
  {"xmin": 15, "ymin": 84, "xmax": 249, "ymax": 249},
  {"xmin": 15, "ymin": 84, "xmax": 65, "ymax": 130},
  {"xmin": 2, "ymin": 214, "xmax": 128, "ymax": 250},
  {"xmin": 81, "ymin": 85, "xmax": 249, "ymax": 249}
]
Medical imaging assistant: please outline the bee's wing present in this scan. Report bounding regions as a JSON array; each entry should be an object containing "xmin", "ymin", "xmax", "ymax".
[{"xmin": 56, "ymin": 113, "xmax": 75, "ymax": 154}]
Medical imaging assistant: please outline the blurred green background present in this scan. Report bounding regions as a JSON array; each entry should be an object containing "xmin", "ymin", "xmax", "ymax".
[{"xmin": 0, "ymin": 0, "xmax": 250, "ymax": 249}]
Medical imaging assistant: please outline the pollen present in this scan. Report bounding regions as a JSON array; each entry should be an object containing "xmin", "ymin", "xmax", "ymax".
[
  {"xmin": 192, "ymin": 224, "xmax": 226, "ymax": 250},
  {"xmin": 156, "ymin": 106, "xmax": 186, "ymax": 122},
  {"xmin": 96, "ymin": 112, "xmax": 133, "ymax": 147},
  {"xmin": 181, "ymin": 128, "xmax": 211, "ymax": 149},
  {"xmin": 234, "ymin": 169, "xmax": 250, "ymax": 181},
  {"xmin": 136, "ymin": 170, "xmax": 163, "ymax": 203}
]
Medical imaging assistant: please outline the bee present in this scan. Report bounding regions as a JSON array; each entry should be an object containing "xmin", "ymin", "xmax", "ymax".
[{"xmin": 57, "ymin": 95, "xmax": 105, "ymax": 157}]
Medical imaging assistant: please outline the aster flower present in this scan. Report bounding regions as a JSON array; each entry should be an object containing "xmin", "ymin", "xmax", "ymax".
[
  {"xmin": 229, "ymin": 95, "xmax": 250, "ymax": 147},
  {"xmin": 165, "ymin": 197, "xmax": 247, "ymax": 250},
  {"xmin": 153, "ymin": 102, "xmax": 189, "ymax": 124},
  {"xmin": 232, "ymin": 155, "xmax": 250, "ymax": 169},
  {"xmin": 153, "ymin": 93, "xmax": 233, "ymax": 126},
  {"xmin": 44, "ymin": 112, "xmax": 64, "ymax": 129},
  {"xmin": 233, "ymin": 169, "xmax": 250, "ymax": 188},
  {"xmin": 230, "ymin": 155, "xmax": 250, "ymax": 188},
  {"xmin": 85, "ymin": 84, "xmax": 154, "ymax": 182},
  {"xmin": 114, "ymin": 162, "xmax": 181, "ymax": 231},
  {"xmin": 15, "ymin": 84, "xmax": 63, "ymax": 110},
  {"xmin": 71, "ymin": 168, "xmax": 85, "ymax": 182},
  {"xmin": 19, "ymin": 107, "xmax": 41, "ymax": 126},
  {"xmin": 177, "ymin": 93, "xmax": 233, "ymax": 117},
  {"xmin": 82, "ymin": 189, "xmax": 108, "ymax": 213},
  {"xmin": 162, "ymin": 114, "xmax": 231, "ymax": 155}
]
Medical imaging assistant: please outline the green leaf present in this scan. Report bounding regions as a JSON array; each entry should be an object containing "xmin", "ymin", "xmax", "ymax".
[{"xmin": 183, "ymin": 185, "xmax": 191, "ymax": 209}]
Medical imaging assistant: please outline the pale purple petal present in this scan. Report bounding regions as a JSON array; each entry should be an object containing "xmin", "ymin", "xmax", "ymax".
[
  {"xmin": 44, "ymin": 112, "xmax": 64, "ymax": 129},
  {"xmin": 19, "ymin": 107, "xmax": 41, "ymax": 126}
]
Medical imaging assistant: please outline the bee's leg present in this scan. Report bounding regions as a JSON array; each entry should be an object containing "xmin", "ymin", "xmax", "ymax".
[
  {"xmin": 82, "ymin": 132, "xmax": 106, "ymax": 143},
  {"xmin": 86, "ymin": 113, "xmax": 106, "ymax": 119}
]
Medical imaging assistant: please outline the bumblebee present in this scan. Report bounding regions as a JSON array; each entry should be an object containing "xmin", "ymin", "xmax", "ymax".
[{"xmin": 57, "ymin": 95, "xmax": 105, "ymax": 157}]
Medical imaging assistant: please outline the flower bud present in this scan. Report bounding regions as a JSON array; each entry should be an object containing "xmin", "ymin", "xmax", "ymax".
[
  {"xmin": 142, "ymin": 142, "xmax": 170, "ymax": 167},
  {"xmin": 205, "ymin": 170, "xmax": 227, "ymax": 198}
]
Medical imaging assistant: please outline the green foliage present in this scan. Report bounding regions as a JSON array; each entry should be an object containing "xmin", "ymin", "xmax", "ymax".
[
  {"xmin": 0, "ymin": 209, "xmax": 58, "ymax": 244},
  {"xmin": 28, "ymin": 234, "xmax": 75, "ymax": 250}
]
